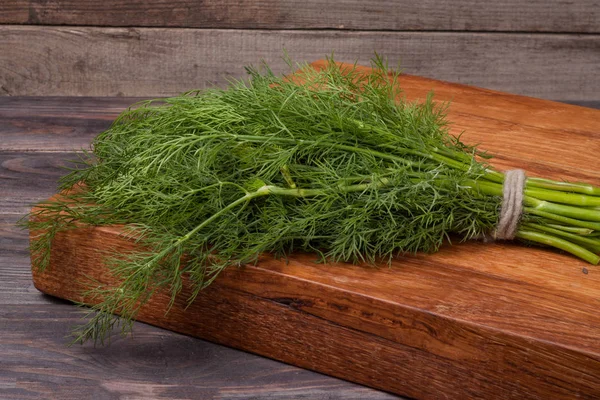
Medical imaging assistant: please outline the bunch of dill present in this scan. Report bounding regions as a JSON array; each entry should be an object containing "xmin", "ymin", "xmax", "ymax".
[{"xmin": 25, "ymin": 57, "xmax": 600, "ymax": 344}]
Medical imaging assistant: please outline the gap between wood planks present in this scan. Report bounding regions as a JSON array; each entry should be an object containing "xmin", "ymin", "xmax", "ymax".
[{"xmin": 2, "ymin": 23, "xmax": 600, "ymax": 35}]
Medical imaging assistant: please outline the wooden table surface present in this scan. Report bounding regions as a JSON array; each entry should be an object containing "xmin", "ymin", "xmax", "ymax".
[
  {"xmin": 2, "ymin": 95, "xmax": 598, "ymax": 400},
  {"xmin": 0, "ymin": 96, "xmax": 402, "ymax": 400}
]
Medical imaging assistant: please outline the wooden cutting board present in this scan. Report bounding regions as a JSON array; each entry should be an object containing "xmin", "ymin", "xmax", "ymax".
[{"xmin": 31, "ymin": 61, "xmax": 600, "ymax": 400}]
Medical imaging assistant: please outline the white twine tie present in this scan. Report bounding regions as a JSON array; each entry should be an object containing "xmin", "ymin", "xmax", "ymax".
[{"xmin": 494, "ymin": 169, "xmax": 526, "ymax": 240}]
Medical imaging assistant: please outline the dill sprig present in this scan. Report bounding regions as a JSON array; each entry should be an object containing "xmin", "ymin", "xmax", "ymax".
[{"xmin": 23, "ymin": 56, "xmax": 600, "ymax": 345}]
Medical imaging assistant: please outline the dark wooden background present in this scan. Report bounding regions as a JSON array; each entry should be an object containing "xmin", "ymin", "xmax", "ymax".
[
  {"xmin": 0, "ymin": 1, "xmax": 598, "ymax": 103},
  {"xmin": 0, "ymin": 2, "xmax": 598, "ymax": 399}
]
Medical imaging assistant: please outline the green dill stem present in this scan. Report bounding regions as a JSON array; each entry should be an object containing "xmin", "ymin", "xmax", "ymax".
[
  {"xmin": 522, "ymin": 223, "xmax": 600, "ymax": 253},
  {"xmin": 432, "ymin": 151, "xmax": 505, "ymax": 183},
  {"xmin": 545, "ymin": 224, "xmax": 594, "ymax": 235},
  {"xmin": 172, "ymin": 180, "xmax": 391, "ymax": 252},
  {"xmin": 177, "ymin": 190, "xmax": 266, "ymax": 244},
  {"xmin": 265, "ymin": 180, "xmax": 390, "ymax": 197},
  {"xmin": 525, "ymin": 197, "xmax": 600, "ymax": 222},
  {"xmin": 524, "ymin": 187, "xmax": 600, "ymax": 207},
  {"xmin": 515, "ymin": 230, "xmax": 600, "ymax": 265},
  {"xmin": 376, "ymin": 142, "xmax": 502, "ymax": 183},
  {"xmin": 526, "ymin": 177, "xmax": 600, "ymax": 196},
  {"xmin": 427, "ymin": 146, "xmax": 504, "ymax": 183},
  {"xmin": 467, "ymin": 180, "xmax": 600, "ymax": 223},
  {"xmin": 280, "ymin": 165, "xmax": 297, "ymax": 188},
  {"xmin": 357, "ymin": 120, "xmax": 504, "ymax": 183},
  {"xmin": 476, "ymin": 178, "xmax": 600, "ymax": 209},
  {"xmin": 522, "ymin": 207, "xmax": 600, "ymax": 231},
  {"xmin": 109, "ymin": 189, "xmax": 272, "ymax": 312}
]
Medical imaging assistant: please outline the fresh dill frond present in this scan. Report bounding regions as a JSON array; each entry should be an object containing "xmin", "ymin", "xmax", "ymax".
[{"xmin": 22, "ymin": 56, "xmax": 600, "ymax": 345}]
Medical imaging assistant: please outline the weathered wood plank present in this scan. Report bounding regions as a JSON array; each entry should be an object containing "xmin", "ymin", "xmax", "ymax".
[
  {"xmin": 564, "ymin": 100, "xmax": 600, "ymax": 108},
  {"xmin": 0, "ymin": 149, "xmax": 76, "ymax": 304},
  {"xmin": 0, "ymin": 216, "xmax": 41, "ymax": 305},
  {"xmin": 0, "ymin": 26, "xmax": 598, "ymax": 100},
  {"xmin": 0, "ymin": 0, "xmax": 598, "ymax": 33},
  {"xmin": 0, "ymin": 303, "xmax": 398, "ymax": 400},
  {"xmin": 0, "ymin": 97, "xmax": 142, "ymax": 151},
  {"xmin": 0, "ymin": 152, "xmax": 77, "ymax": 214}
]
